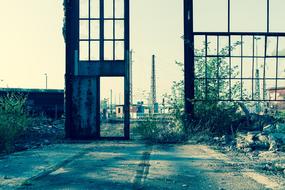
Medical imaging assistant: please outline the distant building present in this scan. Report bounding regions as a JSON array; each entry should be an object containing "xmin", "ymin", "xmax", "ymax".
[
  {"xmin": 115, "ymin": 105, "xmax": 124, "ymax": 118},
  {"xmin": 115, "ymin": 104, "xmax": 138, "ymax": 119},
  {"xmin": 0, "ymin": 88, "xmax": 64, "ymax": 118},
  {"xmin": 268, "ymin": 87, "xmax": 285, "ymax": 110}
]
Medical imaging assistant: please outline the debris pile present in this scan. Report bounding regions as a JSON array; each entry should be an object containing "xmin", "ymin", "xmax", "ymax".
[
  {"xmin": 13, "ymin": 119, "xmax": 65, "ymax": 152},
  {"xmin": 235, "ymin": 123, "xmax": 285, "ymax": 152}
]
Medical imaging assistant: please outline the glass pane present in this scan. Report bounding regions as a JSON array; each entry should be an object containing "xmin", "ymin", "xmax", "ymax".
[
  {"xmin": 80, "ymin": 41, "xmax": 89, "ymax": 60},
  {"xmin": 90, "ymin": 0, "xmax": 100, "ymax": 18},
  {"xmin": 80, "ymin": 0, "xmax": 89, "ymax": 18},
  {"xmin": 242, "ymin": 36, "xmax": 253, "ymax": 57},
  {"xmin": 267, "ymin": 37, "xmax": 277, "ymax": 56},
  {"xmin": 116, "ymin": 0, "xmax": 124, "ymax": 18},
  {"xmin": 80, "ymin": 20, "xmax": 89, "ymax": 40},
  {"xmin": 90, "ymin": 21, "xmax": 100, "ymax": 39},
  {"xmin": 231, "ymin": 36, "xmax": 241, "ymax": 56},
  {"xmin": 104, "ymin": 0, "xmax": 113, "ymax": 18},
  {"xmin": 231, "ymin": 0, "xmax": 267, "ymax": 32},
  {"xmin": 115, "ymin": 41, "xmax": 124, "ymax": 60},
  {"xmin": 242, "ymin": 58, "xmax": 253, "ymax": 78},
  {"xmin": 194, "ymin": 35, "xmax": 205, "ymax": 56},
  {"xmin": 254, "ymin": 36, "xmax": 265, "ymax": 57},
  {"xmin": 278, "ymin": 58, "xmax": 285, "ymax": 79},
  {"xmin": 278, "ymin": 37, "xmax": 285, "ymax": 56},
  {"xmin": 243, "ymin": 80, "xmax": 253, "ymax": 100},
  {"xmin": 90, "ymin": 42, "xmax": 100, "ymax": 60},
  {"xmin": 104, "ymin": 41, "xmax": 113, "ymax": 60},
  {"xmin": 115, "ymin": 20, "xmax": 124, "ymax": 39},
  {"xmin": 231, "ymin": 57, "xmax": 241, "ymax": 78},
  {"xmin": 207, "ymin": 36, "xmax": 217, "ymax": 55},
  {"xmin": 194, "ymin": 0, "xmax": 228, "ymax": 32},
  {"xmin": 104, "ymin": 20, "xmax": 114, "ymax": 39},
  {"xmin": 265, "ymin": 58, "xmax": 277, "ymax": 78},
  {"xmin": 270, "ymin": 0, "xmax": 285, "ymax": 32},
  {"xmin": 219, "ymin": 36, "xmax": 229, "ymax": 56}
]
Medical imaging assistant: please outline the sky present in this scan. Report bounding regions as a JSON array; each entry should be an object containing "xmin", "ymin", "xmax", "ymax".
[{"xmin": 0, "ymin": 0, "xmax": 285, "ymax": 103}]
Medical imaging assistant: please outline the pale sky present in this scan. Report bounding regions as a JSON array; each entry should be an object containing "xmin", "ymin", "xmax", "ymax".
[{"xmin": 0, "ymin": 0, "xmax": 285, "ymax": 103}]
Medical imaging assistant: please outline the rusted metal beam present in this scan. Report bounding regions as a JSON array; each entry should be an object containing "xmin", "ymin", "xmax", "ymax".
[{"xmin": 184, "ymin": 0, "xmax": 195, "ymax": 119}]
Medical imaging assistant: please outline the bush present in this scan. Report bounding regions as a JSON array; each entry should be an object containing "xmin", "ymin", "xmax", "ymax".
[
  {"xmin": 135, "ymin": 115, "xmax": 187, "ymax": 143},
  {"xmin": 0, "ymin": 93, "xmax": 30, "ymax": 152}
]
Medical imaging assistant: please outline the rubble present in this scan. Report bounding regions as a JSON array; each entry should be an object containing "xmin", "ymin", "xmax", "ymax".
[
  {"xmin": 11, "ymin": 119, "xmax": 65, "ymax": 152},
  {"xmin": 232, "ymin": 122, "xmax": 285, "ymax": 153}
]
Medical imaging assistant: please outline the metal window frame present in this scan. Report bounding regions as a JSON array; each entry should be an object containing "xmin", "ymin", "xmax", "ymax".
[{"xmin": 184, "ymin": 0, "xmax": 285, "ymax": 117}]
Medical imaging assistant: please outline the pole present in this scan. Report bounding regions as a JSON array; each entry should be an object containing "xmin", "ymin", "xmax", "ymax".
[
  {"xmin": 255, "ymin": 37, "xmax": 261, "ymax": 113},
  {"xmin": 110, "ymin": 89, "xmax": 113, "ymax": 116},
  {"xmin": 44, "ymin": 73, "xmax": 48, "ymax": 89},
  {"xmin": 184, "ymin": 0, "xmax": 195, "ymax": 120}
]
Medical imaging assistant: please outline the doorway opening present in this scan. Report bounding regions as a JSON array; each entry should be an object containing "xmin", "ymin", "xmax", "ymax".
[{"xmin": 100, "ymin": 77, "xmax": 125, "ymax": 138}]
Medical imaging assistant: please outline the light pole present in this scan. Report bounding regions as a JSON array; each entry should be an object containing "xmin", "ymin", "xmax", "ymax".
[{"xmin": 44, "ymin": 73, "xmax": 48, "ymax": 89}]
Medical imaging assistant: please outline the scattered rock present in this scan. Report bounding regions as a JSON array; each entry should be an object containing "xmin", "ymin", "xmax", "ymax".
[
  {"xmin": 276, "ymin": 123, "xmax": 285, "ymax": 133},
  {"xmin": 256, "ymin": 134, "xmax": 269, "ymax": 144},
  {"xmin": 43, "ymin": 139, "xmax": 51, "ymax": 145},
  {"xmin": 263, "ymin": 124, "xmax": 276, "ymax": 135},
  {"xmin": 243, "ymin": 148, "xmax": 252, "ymax": 153},
  {"xmin": 3, "ymin": 176, "xmax": 11, "ymax": 180},
  {"xmin": 274, "ymin": 163, "xmax": 285, "ymax": 171}
]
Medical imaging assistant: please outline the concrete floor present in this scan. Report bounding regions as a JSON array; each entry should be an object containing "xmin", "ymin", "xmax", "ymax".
[{"xmin": 0, "ymin": 141, "xmax": 283, "ymax": 190}]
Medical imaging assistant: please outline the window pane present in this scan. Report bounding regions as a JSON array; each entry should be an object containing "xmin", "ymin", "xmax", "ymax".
[
  {"xmin": 90, "ymin": 0, "xmax": 100, "ymax": 18},
  {"xmin": 278, "ymin": 37, "xmax": 285, "ymax": 56},
  {"xmin": 90, "ymin": 42, "xmax": 100, "ymax": 60},
  {"xmin": 194, "ymin": 0, "xmax": 228, "ymax": 32},
  {"xmin": 104, "ymin": 20, "xmax": 114, "ymax": 39},
  {"xmin": 80, "ymin": 41, "xmax": 89, "ymax": 60},
  {"xmin": 116, "ymin": 0, "xmax": 124, "ymax": 18},
  {"xmin": 115, "ymin": 41, "xmax": 124, "ymax": 60},
  {"xmin": 104, "ymin": 0, "xmax": 113, "ymax": 18},
  {"xmin": 231, "ymin": 0, "xmax": 267, "ymax": 32},
  {"xmin": 104, "ymin": 42, "xmax": 113, "ymax": 60},
  {"xmin": 231, "ymin": 35, "xmax": 241, "ymax": 56},
  {"xmin": 90, "ymin": 21, "xmax": 100, "ymax": 40},
  {"xmin": 80, "ymin": 0, "xmax": 89, "ymax": 18},
  {"xmin": 270, "ymin": 0, "xmax": 285, "ymax": 32},
  {"xmin": 80, "ymin": 20, "xmax": 89, "ymax": 40},
  {"xmin": 278, "ymin": 58, "xmax": 285, "ymax": 78},
  {"xmin": 265, "ymin": 58, "xmax": 277, "ymax": 78},
  {"xmin": 207, "ymin": 36, "xmax": 217, "ymax": 56},
  {"xmin": 242, "ymin": 36, "xmax": 253, "ymax": 57},
  {"xmin": 254, "ymin": 36, "xmax": 265, "ymax": 57},
  {"xmin": 219, "ymin": 36, "xmax": 229, "ymax": 56},
  {"xmin": 267, "ymin": 37, "xmax": 277, "ymax": 56},
  {"xmin": 115, "ymin": 20, "xmax": 124, "ymax": 39}
]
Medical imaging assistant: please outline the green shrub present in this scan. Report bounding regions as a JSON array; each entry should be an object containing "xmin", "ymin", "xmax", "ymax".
[
  {"xmin": 0, "ymin": 93, "xmax": 30, "ymax": 152},
  {"xmin": 135, "ymin": 115, "xmax": 187, "ymax": 143}
]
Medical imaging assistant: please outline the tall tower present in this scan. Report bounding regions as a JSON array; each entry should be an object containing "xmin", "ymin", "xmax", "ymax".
[
  {"xmin": 150, "ymin": 55, "xmax": 157, "ymax": 113},
  {"xmin": 255, "ymin": 37, "xmax": 261, "ymax": 113}
]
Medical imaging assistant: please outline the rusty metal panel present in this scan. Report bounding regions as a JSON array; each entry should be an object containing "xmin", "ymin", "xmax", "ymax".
[
  {"xmin": 78, "ymin": 61, "xmax": 125, "ymax": 76},
  {"xmin": 70, "ymin": 77, "xmax": 99, "ymax": 139}
]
